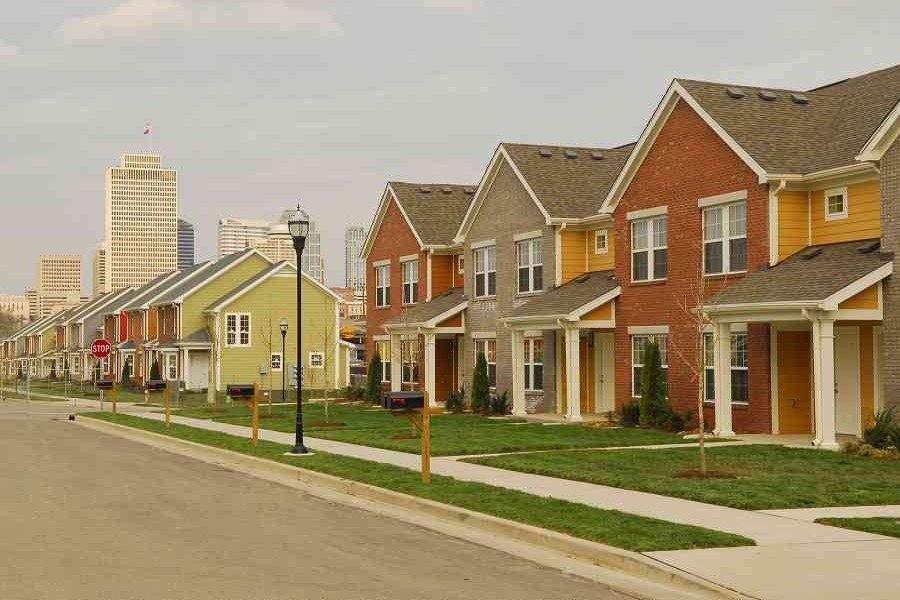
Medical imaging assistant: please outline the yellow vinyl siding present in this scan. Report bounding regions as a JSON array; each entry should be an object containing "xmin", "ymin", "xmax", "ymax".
[
  {"xmin": 811, "ymin": 180, "xmax": 880, "ymax": 245},
  {"xmin": 581, "ymin": 301, "xmax": 613, "ymax": 321},
  {"xmin": 560, "ymin": 229, "xmax": 586, "ymax": 283},
  {"xmin": 587, "ymin": 228, "xmax": 615, "ymax": 272},
  {"xmin": 778, "ymin": 190, "xmax": 809, "ymax": 260},
  {"xmin": 839, "ymin": 285, "xmax": 879, "ymax": 310}
]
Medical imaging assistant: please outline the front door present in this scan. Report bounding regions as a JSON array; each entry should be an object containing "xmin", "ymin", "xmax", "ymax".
[
  {"xmin": 595, "ymin": 333, "xmax": 616, "ymax": 412},
  {"xmin": 835, "ymin": 328, "xmax": 861, "ymax": 436},
  {"xmin": 434, "ymin": 339, "xmax": 455, "ymax": 403},
  {"xmin": 778, "ymin": 330, "xmax": 812, "ymax": 434},
  {"xmin": 579, "ymin": 336, "xmax": 594, "ymax": 413},
  {"xmin": 189, "ymin": 351, "xmax": 209, "ymax": 390}
]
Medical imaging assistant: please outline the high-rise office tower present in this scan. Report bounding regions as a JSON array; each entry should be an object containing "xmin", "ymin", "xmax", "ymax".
[
  {"xmin": 104, "ymin": 152, "xmax": 177, "ymax": 291},
  {"xmin": 38, "ymin": 255, "xmax": 81, "ymax": 296},
  {"xmin": 177, "ymin": 219, "xmax": 195, "ymax": 270},
  {"xmin": 217, "ymin": 217, "xmax": 269, "ymax": 257},
  {"xmin": 93, "ymin": 243, "xmax": 107, "ymax": 296},
  {"xmin": 247, "ymin": 210, "xmax": 325, "ymax": 284},
  {"xmin": 344, "ymin": 226, "xmax": 366, "ymax": 295}
]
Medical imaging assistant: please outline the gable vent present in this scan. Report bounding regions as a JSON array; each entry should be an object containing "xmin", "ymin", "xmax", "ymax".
[
  {"xmin": 538, "ymin": 148, "xmax": 552, "ymax": 157},
  {"xmin": 590, "ymin": 150, "xmax": 605, "ymax": 160},
  {"xmin": 441, "ymin": 186, "xmax": 452, "ymax": 194},
  {"xmin": 564, "ymin": 149, "xmax": 578, "ymax": 159},
  {"xmin": 758, "ymin": 90, "xmax": 777, "ymax": 101},
  {"xmin": 790, "ymin": 93, "xmax": 809, "ymax": 105},
  {"xmin": 725, "ymin": 87, "xmax": 745, "ymax": 99},
  {"xmin": 419, "ymin": 186, "xmax": 431, "ymax": 193}
]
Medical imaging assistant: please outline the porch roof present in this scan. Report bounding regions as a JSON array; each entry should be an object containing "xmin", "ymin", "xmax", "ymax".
[
  {"xmin": 706, "ymin": 239, "xmax": 892, "ymax": 310},
  {"xmin": 174, "ymin": 328, "xmax": 211, "ymax": 347},
  {"xmin": 507, "ymin": 270, "xmax": 619, "ymax": 321},
  {"xmin": 383, "ymin": 288, "xmax": 466, "ymax": 329}
]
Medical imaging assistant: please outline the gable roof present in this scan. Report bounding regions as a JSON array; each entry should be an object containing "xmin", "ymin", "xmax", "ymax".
[
  {"xmin": 62, "ymin": 287, "xmax": 133, "ymax": 325},
  {"xmin": 204, "ymin": 260, "xmax": 341, "ymax": 313},
  {"xmin": 383, "ymin": 287, "xmax": 466, "ymax": 328},
  {"xmin": 152, "ymin": 248, "xmax": 267, "ymax": 305},
  {"xmin": 121, "ymin": 260, "xmax": 214, "ymax": 311},
  {"xmin": 100, "ymin": 271, "xmax": 177, "ymax": 317},
  {"xmin": 506, "ymin": 270, "xmax": 619, "ymax": 321}
]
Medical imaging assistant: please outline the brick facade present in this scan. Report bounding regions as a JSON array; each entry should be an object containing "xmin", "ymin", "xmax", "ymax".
[
  {"xmin": 880, "ymin": 139, "xmax": 900, "ymax": 412},
  {"xmin": 614, "ymin": 99, "xmax": 772, "ymax": 433}
]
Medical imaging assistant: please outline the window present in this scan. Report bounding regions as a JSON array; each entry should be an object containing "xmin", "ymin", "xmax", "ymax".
[
  {"xmin": 165, "ymin": 354, "xmax": 177, "ymax": 380},
  {"xmin": 703, "ymin": 332, "xmax": 748, "ymax": 403},
  {"xmin": 523, "ymin": 338, "xmax": 544, "ymax": 391},
  {"xmin": 631, "ymin": 334, "xmax": 668, "ymax": 397},
  {"xmin": 631, "ymin": 216, "xmax": 667, "ymax": 282},
  {"xmin": 825, "ymin": 186, "xmax": 848, "ymax": 220},
  {"xmin": 374, "ymin": 264, "xmax": 390, "ymax": 307},
  {"xmin": 375, "ymin": 340, "xmax": 391, "ymax": 382},
  {"xmin": 473, "ymin": 246, "xmax": 496, "ymax": 298},
  {"xmin": 457, "ymin": 256, "xmax": 464, "ymax": 274},
  {"xmin": 225, "ymin": 313, "xmax": 251, "ymax": 347},
  {"xmin": 309, "ymin": 351, "xmax": 324, "ymax": 369},
  {"xmin": 270, "ymin": 352, "xmax": 283, "ymax": 372},
  {"xmin": 474, "ymin": 339, "xmax": 497, "ymax": 387},
  {"xmin": 401, "ymin": 259, "xmax": 419, "ymax": 304},
  {"xmin": 401, "ymin": 339, "xmax": 419, "ymax": 384},
  {"xmin": 516, "ymin": 238, "xmax": 543, "ymax": 294},
  {"xmin": 703, "ymin": 202, "xmax": 746, "ymax": 275},
  {"xmin": 595, "ymin": 229, "xmax": 609, "ymax": 254}
]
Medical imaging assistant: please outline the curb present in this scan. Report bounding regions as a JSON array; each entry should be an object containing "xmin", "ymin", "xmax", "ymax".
[{"xmin": 75, "ymin": 415, "xmax": 752, "ymax": 600}]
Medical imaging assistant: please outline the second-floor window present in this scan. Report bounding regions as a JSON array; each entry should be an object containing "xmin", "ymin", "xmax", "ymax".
[
  {"xmin": 632, "ymin": 216, "xmax": 667, "ymax": 282},
  {"xmin": 473, "ymin": 246, "xmax": 496, "ymax": 298},
  {"xmin": 225, "ymin": 313, "xmax": 251, "ymax": 347},
  {"xmin": 375, "ymin": 264, "xmax": 390, "ymax": 307},
  {"xmin": 704, "ymin": 202, "xmax": 746, "ymax": 275},
  {"xmin": 401, "ymin": 259, "xmax": 419, "ymax": 304},
  {"xmin": 825, "ymin": 186, "xmax": 848, "ymax": 220},
  {"xmin": 517, "ymin": 238, "xmax": 543, "ymax": 294}
]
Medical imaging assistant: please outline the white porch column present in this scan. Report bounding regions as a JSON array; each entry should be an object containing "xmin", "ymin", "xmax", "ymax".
[
  {"xmin": 424, "ymin": 332, "xmax": 436, "ymax": 406},
  {"xmin": 389, "ymin": 333, "xmax": 402, "ymax": 392},
  {"xmin": 564, "ymin": 326, "xmax": 582, "ymax": 422},
  {"xmin": 713, "ymin": 321, "xmax": 735, "ymax": 437},
  {"xmin": 814, "ymin": 318, "xmax": 839, "ymax": 449},
  {"xmin": 182, "ymin": 348, "xmax": 190, "ymax": 388},
  {"xmin": 510, "ymin": 329, "xmax": 526, "ymax": 416}
]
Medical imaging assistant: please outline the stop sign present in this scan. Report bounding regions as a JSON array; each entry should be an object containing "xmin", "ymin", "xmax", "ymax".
[{"xmin": 91, "ymin": 338, "xmax": 112, "ymax": 359}]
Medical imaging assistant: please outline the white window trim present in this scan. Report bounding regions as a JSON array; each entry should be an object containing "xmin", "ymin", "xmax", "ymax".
[
  {"xmin": 375, "ymin": 263, "xmax": 390, "ymax": 308},
  {"xmin": 225, "ymin": 312, "xmax": 252, "ymax": 347},
  {"xmin": 399, "ymin": 253, "xmax": 418, "ymax": 263},
  {"xmin": 473, "ymin": 245, "xmax": 496, "ymax": 298},
  {"xmin": 630, "ymin": 216, "xmax": 667, "ymax": 282},
  {"xmin": 471, "ymin": 331, "xmax": 496, "ymax": 339},
  {"xmin": 308, "ymin": 351, "xmax": 325, "ymax": 369},
  {"xmin": 594, "ymin": 229, "xmax": 609, "ymax": 254},
  {"xmin": 697, "ymin": 189, "xmax": 747, "ymax": 208},
  {"xmin": 702, "ymin": 201, "xmax": 747, "ymax": 276},
  {"xmin": 703, "ymin": 332, "xmax": 749, "ymax": 405},
  {"xmin": 375, "ymin": 340, "xmax": 391, "ymax": 382},
  {"xmin": 631, "ymin": 333, "xmax": 668, "ymax": 398},
  {"xmin": 513, "ymin": 230, "xmax": 542, "ymax": 242},
  {"xmin": 523, "ymin": 337, "xmax": 543, "ymax": 391},
  {"xmin": 372, "ymin": 258, "xmax": 391, "ymax": 267},
  {"xmin": 401, "ymin": 258, "xmax": 419, "ymax": 305},
  {"xmin": 271, "ymin": 352, "xmax": 283, "ymax": 372},
  {"xmin": 824, "ymin": 186, "xmax": 848, "ymax": 221},
  {"xmin": 457, "ymin": 256, "xmax": 464, "ymax": 274},
  {"xmin": 470, "ymin": 238, "xmax": 496, "ymax": 250},
  {"xmin": 516, "ymin": 237, "xmax": 543, "ymax": 295},
  {"xmin": 626, "ymin": 205, "xmax": 667, "ymax": 221}
]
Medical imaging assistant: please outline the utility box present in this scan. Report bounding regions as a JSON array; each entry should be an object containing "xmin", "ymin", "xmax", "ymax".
[
  {"xmin": 382, "ymin": 391, "xmax": 425, "ymax": 411},
  {"xmin": 227, "ymin": 384, "xmax": 256, "ymax": 399}
]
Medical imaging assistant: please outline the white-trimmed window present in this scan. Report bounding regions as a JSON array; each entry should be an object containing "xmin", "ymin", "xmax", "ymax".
[
  {"xmin": 523, "ymin": 338, "xmax": 544, "ymax": 391},
  {"xmin": 517, "ymin": 238, "xmax": 543, "ymax": 294},
  {"xmin": 631, "ymin": 216, "xmax": 667, "ymax": 282},
  {"xmin": 474, "ymin": 246, "xmax": 496, "ymax": 298},
  {"xmin": 474, "ymin": 339, "xmax": 497, "ymax": 387},
  {"xmin": 225, "ymin": 313, "xmax": 251, "ymax": 347},
  {"xmin": 401, "ymin": 339, "xmax": 419, "ymax": 384},
  {"xmin": 271, "ymin": 352, "xmax": 283, "ymax": 372},
  {"xmin": 595, "ymin": 229, "xmax": 609, "ymax": 254},
  {"xmin": 825, "ymin": 186, "xmax": 848, "ymax": 220},
  {"xmin": 165, "ymin": 353, "xmax": 177, "ymax": 380},
  {"xmin": 457, "ymin": 256, "xmax": 465, "ymax": 274},
  {"xmin": 309, "ymin": 351, "xmax": 324, "ymax": 369},
  {"xmin": 375, "ymin": 340, "xmax": 391, "ymax": 382},
  {"xmin": 374, "ymin": 264, "xmax": 390, "ymax": 307},
  {"xmin": 631, "ymin": 334, "xmax": 668, "ymax": 397},
  {"xmin": 703, "ymin": 202, "xmax": 746, "ymax": 275},
  {"xmin": 401, "ymin": 259, "xmax": 419, "ymax": 304},
  {"xmin": 703, "ymin": 333, "xmax": 748, "ymax": 403}
]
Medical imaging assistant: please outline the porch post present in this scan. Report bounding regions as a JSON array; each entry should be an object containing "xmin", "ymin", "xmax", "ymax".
[
  {"xmin": 814, "ymin": 318, "xmax": 839, "ymax": 449},
  {"xmin": 564, "ymin": 326, "xmax": 582, "ymax": 422},
  {"xmin": 510, "ymin": 329, "xmax": 526, "ymax": 416},
  {"xmin": 424, "ymin": 331, "xmax": 436, "ymax": 407},
  {"xmin": 389, "ymin": 333, "xmax": 402, "ymax": 392},
  {"xmin": 714, "ymin": 321, "xmax": 735, "ymax": 437},
  {"xmin": 182, "ymin": 348, "xmax": 190, "ymax": 389}
]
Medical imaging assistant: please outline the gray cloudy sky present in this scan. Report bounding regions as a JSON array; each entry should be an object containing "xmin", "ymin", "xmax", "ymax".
[{"xmin": 1, "ymin": 0, "xmax": 899, "ymax": 293}]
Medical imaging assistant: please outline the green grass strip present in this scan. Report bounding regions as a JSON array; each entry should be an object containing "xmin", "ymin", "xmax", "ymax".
[
  {"xmin": 816, "ymin": 517, "xmax": 900, "ymax": 538},
  {"xmin": 83, "ymin": 412, "xmax": 753, "ymax": 552}
]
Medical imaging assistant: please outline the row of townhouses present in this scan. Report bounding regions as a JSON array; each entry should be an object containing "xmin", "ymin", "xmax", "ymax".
[
  {"xmin": 1, "ymin": 249, "xmax": 351, "ymax": 395},
  {"xmin": 364, "ymin": 63, "xmax": 900, "ymax": 449}
]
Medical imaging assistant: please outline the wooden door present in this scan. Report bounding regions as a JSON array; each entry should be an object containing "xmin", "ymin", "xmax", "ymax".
[
  {"xmin": 579, "ymin": 337, "xmax": 594, "ymax": 413},
  {"xmin": 434, "ymin": 339, "xmax": 455, "ymax": 403},
  {"xmin": 778, "ymin": 331, "xmax": 812, "ymax": 434}
]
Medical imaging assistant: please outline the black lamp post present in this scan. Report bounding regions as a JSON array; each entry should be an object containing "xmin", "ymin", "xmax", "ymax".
[
  {"xmin": 288, "ymin": 206, "xmax": 310, "ymax": 454},
  {"xmin": 279, "ymin": 317, "xmax": 288, "ymax": 402}
]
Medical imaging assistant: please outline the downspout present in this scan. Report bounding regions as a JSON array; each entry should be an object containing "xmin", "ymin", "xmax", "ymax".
[
  {"xmin": 768, "ymin": 179, "xmax": 787, "ymax": 266},
  {"xmin": 555, "ymin": 224, "xmax": 566, "ymax": 287}
]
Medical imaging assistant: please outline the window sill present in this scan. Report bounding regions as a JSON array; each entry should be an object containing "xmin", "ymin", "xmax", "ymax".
[
  {"xmin": 703, "ymin": 400, "xmax": 750, "ymax": 407},
  {"xmin": 402, "ymin": 302, "xmax": 418, "ymax": 307},
  {"xmin": 629, "ymin": 279, "xmax": 666, "ymax": 287},
  {"xmin": 703, "ymin": 271, "xmax": 747, "ymax": 280},
  {"xmin": 473, "ymin": 295, "xmax": 497, "ymax": 301},
  {"xmin": 516, "ymin": 291, "xmax": 542, "ymax": 298},
  {"xmin": 824, "ymin": 213, "xmax": 848, "ymax": 222},
  {"xmin": 373, "ymin": 305, "xmax": 392, "ymax": 310}
]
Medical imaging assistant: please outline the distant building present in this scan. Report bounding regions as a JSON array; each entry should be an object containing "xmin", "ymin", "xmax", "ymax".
[
  {"xmin": 217, "ymin": 217, "xmax": 269, "ymax": 257},
  {"xmin": 300, "ymin": 216, "xmax": 324, "ymax": 284},
  {"xmin": 331, "ymin": 287, "xmax": 366, "ymax": 320},
  {"xmin": 93, "ymin": 243, "xmax": 107, "ymax": 296},
  {"xmin": 177, "ymin": 219, "xmax": 195, "ymax": 270},
  {"xmin": 105, "ymin": 152, "xmax": 178, "ymax": 291},
  {"xmin": 0, "ymin": 294, "xmax": 28, "ymax": 320},
  {"xmin": 344, "ymin": 226, "xmax": 366, "ymax": 296},
  {"xmin": 38, "ymin": 254, "xmax": 81, "ymax": 296},
  {"xmin": 242, "ymin": 210, "xmax": 325, "ymax": 284}
]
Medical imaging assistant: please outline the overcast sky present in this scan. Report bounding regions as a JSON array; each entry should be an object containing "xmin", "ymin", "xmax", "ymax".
[{"xmin": 1, "ymin": 0, "xmax": 899, "ymax": 293}]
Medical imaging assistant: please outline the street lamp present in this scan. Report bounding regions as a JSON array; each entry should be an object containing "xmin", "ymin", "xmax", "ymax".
[
  {"xmin": 288, "ymin": 205, "xmax": 310, "ymax": 454},
  {"xmin": 279, "ymin": 317, "xmax": 288, "ymax": 402}
]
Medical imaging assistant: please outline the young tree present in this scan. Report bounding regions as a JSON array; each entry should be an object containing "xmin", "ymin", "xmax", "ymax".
[
  {"xmin": 255, "ymin": 308, "xmax": 276, "ymax": 414},
  {"xmin": 365, "ymin": 351, "xmax": 383, "ymax": 403},
  {"xmin": 639, "ymin": 341, "xmax": 668, "ymax": 427},
  {"xmin": 316, "ymin": 318, "xmax": 338, "ymax": 424},
  {"xmin": 120, "ymin": 359, "xmax": 131, "ymax": 386},
  {"xmin": 205, "ymin": 315, "xmax": 218, "ymax": 404},
  {"xmin": 49, "ymin": 361, "xmax": 57, "ymax": 381},
  {"xmin": 149, "ymin": 358, "xmax": 161, "ymax": 381},
  {"xmin": 471, "ymin": 352, "xmax": 490, "ymax": 414}
]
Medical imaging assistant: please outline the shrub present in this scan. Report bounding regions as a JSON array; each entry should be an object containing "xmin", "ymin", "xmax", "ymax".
[
  {"xmin": 620, "ymin": 401, "xmax": 640, "ymax": 427},
  {"xmin": 121, "ymin": 361, "xmax": 131, "ymax": 386},
  {"xmin": 471, "ymin": 352, "xmax": 490, "ymax": 414},
  {"xmin": 490, "ymin": 390, "xmax": 510, "ymax": 416},
  {"xmin": 864, "ymin": 408, "xmax": 898, "ymax": 450},
  {"xmin": 665, "ymin": 409, "xmax": 694, "ymax": 433},
  {"xmin": 445, "ymin": 387, "xmax": 466, "ymax": 413},
  {"xmin": 365, "ymin": 352, "xmax": 383, "ymax": 404},
  {"xmin": 639, "ymin": 341, "xmax": 670, "ymax": 428}
]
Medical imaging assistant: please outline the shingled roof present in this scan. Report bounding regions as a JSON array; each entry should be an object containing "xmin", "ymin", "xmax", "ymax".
[
  {"xmin": 706, "ymin": 239, "xmax": 892, "ymax": 307},
  {"xmin": 387, "ymin": 182, "xmax": 475, "ymax": 246},
  {"xmin": 508, "ymin": 270, "xmax": 619, "ymax": 319},
  {"xmin": 153, "ymin": 248, "xmax": 264, "ymax": 305},
  {"xmin": 383, "ymin": 288, "xmax": 466, "ymax": 327}
]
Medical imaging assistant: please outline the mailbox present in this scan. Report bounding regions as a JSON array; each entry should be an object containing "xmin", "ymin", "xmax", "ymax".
[
  {"xmin": 96, "ymin": 379, "xmax": 114, "ymax": 390},
  {"xmin": 227, "ymin": 384, "xmax": 256, "ymax": 399},
  {"xmin": 146, "ymin": 379, "xmax": 167, "ymax": 391},
  {"xmin": 382, "ymin": 391, "xmax": 425, "ymax": 411}
]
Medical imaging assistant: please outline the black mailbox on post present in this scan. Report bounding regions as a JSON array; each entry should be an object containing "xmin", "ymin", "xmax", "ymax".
[
  {"xmin": 382, "ymin": 391, "xmax": 425, "ymax": 411},
  {"xmin": 227, "ymin": 384, "xmax": 256, "ymax": 399},
  {"xmin": 146, "ymin": 379, "xmax": 167, "ymax": 391},
  {"xmin": 96, "ymin": 379, "xmax": 114, "ymax": 390}
]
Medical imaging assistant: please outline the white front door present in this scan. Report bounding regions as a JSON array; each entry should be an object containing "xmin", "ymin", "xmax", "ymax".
[
  {"xmin": 835, "ymin": 327, "xmax": 860, "ymax": 436},
  {"xmin": 189, "ymin": 351, "xmax": 209, "ymax": 390},
  {"xmin": 594, "ymin": 332, "xmax": 616, "ymax": 413}
]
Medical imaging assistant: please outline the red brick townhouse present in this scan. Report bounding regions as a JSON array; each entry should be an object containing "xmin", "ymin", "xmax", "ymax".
[{"xmin": 362, "ymin": 182, "xmax": 475, "ymax": 403}]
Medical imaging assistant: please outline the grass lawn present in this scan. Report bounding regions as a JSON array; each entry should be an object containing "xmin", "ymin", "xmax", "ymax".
[
  {"xmin": 82, "ymin": 412, "xmax": 753, "ymax": 552},
  {"xmin": 174, "ymin": 400, "xmax": 702, "ymax": 456},
  {"xmin": 466, "ymin": 445, "xmax": 900, "ymax": 510},
  {"xmin": 816, "ymin": 517, "xmax": 900, "ymax": 538}
]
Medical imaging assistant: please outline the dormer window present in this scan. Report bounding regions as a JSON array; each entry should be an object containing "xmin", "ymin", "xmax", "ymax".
[{"xmin": 825, "ymin": 187, "xmax": 848, "ymax": 221}]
